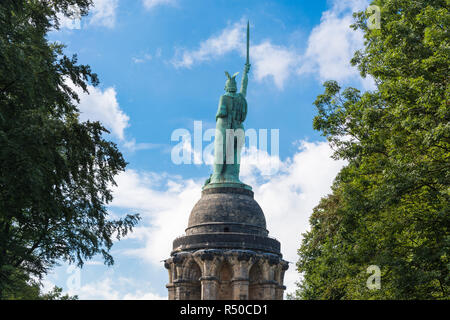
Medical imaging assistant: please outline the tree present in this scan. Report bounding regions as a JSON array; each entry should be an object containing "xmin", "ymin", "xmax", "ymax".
[
  {"xmin": 295, "ymin": 0, "xmax": 449, "ymax": 299},
  {"xmin": 1, "ymin": 269, "xmax": 78, "ymax": 300},
  {"xmin": 0, "ymin": 0, "xmax": 140, "ymax": 298}
]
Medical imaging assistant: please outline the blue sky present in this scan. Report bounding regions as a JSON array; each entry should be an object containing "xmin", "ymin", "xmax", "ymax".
[{"xmin": 43, "ymin": 0, "xmax": 373, "ymax": 299}]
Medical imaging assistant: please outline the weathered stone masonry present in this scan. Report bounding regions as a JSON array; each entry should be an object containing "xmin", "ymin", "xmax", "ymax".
[{"xmin": 165, "ymin": 249, "xmax": 288, "ymax": 300}]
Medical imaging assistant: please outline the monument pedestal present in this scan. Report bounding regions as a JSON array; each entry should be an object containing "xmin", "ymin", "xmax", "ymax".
[{"xmin": 165, "ymin": 186, "xmax": 288, "ymax": 300}]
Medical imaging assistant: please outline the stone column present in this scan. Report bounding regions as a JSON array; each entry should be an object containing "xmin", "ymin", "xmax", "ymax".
[
  {"xmin": 260, "ymin": 280, "xmax": 277, "ymax": 299},
  {"xmin": 274, "ymin": 261, "xmax": 289, "ymax": 300},
  {"xmin": 170, "ymin": 253, "xmax": 190, "ymax": 300},
  {"xmin": 229, "ymin": 251, "xmax": 255, "ymax": 300},
  {"xmin": 194, "ymin": 250, "xmax": 222, "ymax": 300},
  {"xmin": 231, "ymin": 277, "xmax": 250, "ymax": 300},
  {"xmin": 164, "ymin": 259, "xmax": 175, "ymax": 300},
  {"xmin": 260, "ymin": 259, "xmax": 278, "ymax": 299},
  {"xmin": 200, "ymin": 276, "xmax": 219, "ymax": 300},
  {"xmin": 275, "ymin": 285, "xmax": 286, "ymax": 300},
  {"xmin": 179, "ymin": 281, "xmax": 202, "ymax": 300},
  {"xmin": 174, "ymin": 280, "xmax": 188, "ymax": 300},
  {"xmin": 166, "ymin": 284, "xmax": 175, "ymax": 300}
]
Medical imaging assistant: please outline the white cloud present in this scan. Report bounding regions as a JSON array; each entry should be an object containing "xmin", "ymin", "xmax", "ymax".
[
  {"xmin": 110, "ymin": 170, "xmax": 201, "ymax": 264},
  {"xmin": 123, "ymin": 139, "xmax": 161, "ymax": 152},
  {"xmin": 108, "ymin": 140, "xmax": 346, "ymax": 295},
  {"xmin": 57, "ymin": 7, "xmax": 82, "ymax": 30},
  {"xmin": 298, "ymin": 0, "xmax": 375, "ymax": 89},
  {"xmin": 143, "ymin": 0, "xmax": 177, "ymax": 10},
  {"xmin": 241, "ymin": 145, "xmax": 284, "ymax": 177},
  {"xmin": 73, "ymin": 84, "xmax": 130, "ymax": 141},
  {"xmin": 56, "ymin": 0, "xmax": 118, "ymax": 30},
  {"xmin": 251, "ymin": 41, "xmax": 299, "ymax": 89},
  {"xmin": 74, "ymin": 277, "xmax": 120, "ymax": 299},
  {"xmin": 172, "ymin": 0, "xmax": 375, "ymax": 90},
  {"xmin": 89, "ymin": 0, "xmax": 118, "ymax": 28},
  {"xmin": 66, "ymin": 275, "xmax": 166, "ymax": 300},
  {"xmin": 132, "ymin": 53, "xmax": 152, "ymax": 64},
  {"xmin": 172, "ymin": 20, "xmax": 246, "ymax": 69},
  {"xmin": 172, "ymin": 20, "xmax": 299, "ymax": 89},
  {"xmin": 123, "ymin": 291, "xmax": 166, "ymax": 300},
  {"xmin": 68, "ymin": 82, "xmax": 157, "ymax": 152},
  {"xmin": 41, "ymin": 278, "xmax": 58, "ymax": 294}
]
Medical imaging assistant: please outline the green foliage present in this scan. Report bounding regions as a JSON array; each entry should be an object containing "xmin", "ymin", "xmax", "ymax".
[
  {"xmin": 2, "ymin": 269, "xmax": 77, "ymax": 300},
  {"xmin": 40, "ymin": 286, "xmax": 78, "ymax": 300},
  {"xmin": 295, "ymin": 0, "xmax": 449, "ymax": 299},
  {"xmin": 0, "ymin": 0, "xmax": 140, "ymax": 298}
]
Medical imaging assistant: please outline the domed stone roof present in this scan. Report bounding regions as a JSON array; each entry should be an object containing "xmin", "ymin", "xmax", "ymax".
[
  {"xmin": 172, "ymin": 186, "xmax": 281, "ymax": 255},
  {"xmin": 186, "ymin": 187, "xmax": 268, "ymax": 236}
]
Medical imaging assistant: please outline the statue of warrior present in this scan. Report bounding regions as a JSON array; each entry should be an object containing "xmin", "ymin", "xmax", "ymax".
[{"xmin": 207, "ymin": 22, "xmax": 251, "ymax": 185}]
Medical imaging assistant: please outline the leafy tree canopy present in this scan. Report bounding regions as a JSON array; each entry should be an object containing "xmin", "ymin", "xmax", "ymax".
[
  {"xmin": 2, "ymin": 269, "xmax": 78, "ymax": 300},
  {"xmin": 295, "ymin": 0, "xmax": 449, "ymax": 299},
  {"xmin": 0, "ymin": 0, "xmax": 140, "ymax": 298}
]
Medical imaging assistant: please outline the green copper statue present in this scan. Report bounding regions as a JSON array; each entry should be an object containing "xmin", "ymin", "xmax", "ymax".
[{"xmin": 204, "ymin": 22, "xmax": 251, "ymax": 189}]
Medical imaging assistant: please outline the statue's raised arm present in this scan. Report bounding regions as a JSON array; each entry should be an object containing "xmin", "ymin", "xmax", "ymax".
[{"xmin": 240, "ymin": 63, "xmax": 250, "ymax": 98}]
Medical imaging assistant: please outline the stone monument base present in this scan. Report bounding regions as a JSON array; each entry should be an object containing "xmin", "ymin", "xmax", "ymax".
[
  {"xmin": 165, "ymin": 186, "xmax": 288, "ymax": 300},
  {"xmin": 203, "ymin": 181, "xmax": 252, "ymax": 191},
  {"xmin": 165, "ymin": 249, "xmax": 288, "ymax": 300}
]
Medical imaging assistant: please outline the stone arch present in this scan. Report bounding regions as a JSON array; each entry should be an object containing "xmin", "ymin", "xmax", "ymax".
[
  {"xmin": 218, "ymin": 261, "xmax": 233, "ymax": 300},
  {"xmin": 182, "ymin": 258, "xmax": 201, "ymax": 280},
  {"xmin": 181, "ymin": 258, "xmax": 202, "ymax": 300},
  {"xmin": 249, "ymin": 261, "xmax": 264, "ymax": 300}
]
